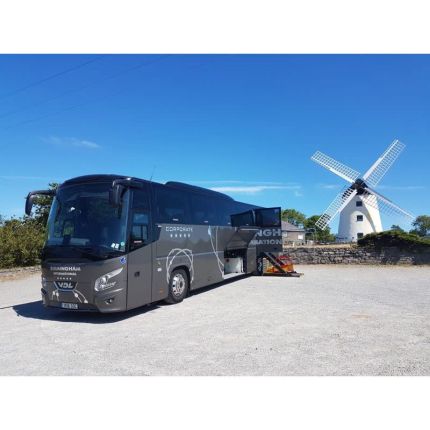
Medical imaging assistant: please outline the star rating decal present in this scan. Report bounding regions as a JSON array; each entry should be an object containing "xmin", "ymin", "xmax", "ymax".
[{"xmin": 169, "ymin": 233, "xmax": 192, "ymax": 239}]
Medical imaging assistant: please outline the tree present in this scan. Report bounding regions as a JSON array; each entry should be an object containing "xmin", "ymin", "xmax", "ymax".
[
  {"xmin": 281, "ymin": 208, "xmax": 306, "ymax": 228},
  {"xmin": 0, "ymin": 182, "xmax": 59, "ymax": 268},
  {"xmin": 390, "ymin": 224, "xmax": 404, "ymax": 232},
  {"xmin": 305, "ymin": 215, "xmax": 336, "ymax": 243},
  {"xmin": 410, "ymin": 215, "xmax": 430, "ymax": 237}
]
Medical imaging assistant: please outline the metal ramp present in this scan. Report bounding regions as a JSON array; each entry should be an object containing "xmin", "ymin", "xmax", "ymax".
[{"xmin": 260, "ymin": 252, "xmax": 302, "ymax": 277}]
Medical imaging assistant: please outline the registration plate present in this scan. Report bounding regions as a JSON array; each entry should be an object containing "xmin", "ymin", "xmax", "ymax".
[{"xmin": 61, "ymin": 302, "xmax": 78, "ymax": 310}]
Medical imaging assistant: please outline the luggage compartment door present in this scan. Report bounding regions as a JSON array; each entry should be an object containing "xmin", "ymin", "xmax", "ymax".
[{"xmin": 254, "ymin": 207, "xmax": 281, "ymax": 228}]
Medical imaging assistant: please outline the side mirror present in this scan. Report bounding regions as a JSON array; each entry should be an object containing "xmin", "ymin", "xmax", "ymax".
[
  {"xmin": 109, "ymin": 184, "xmax": 125, "ymax": 207},
  {"xmin": 25, "ymin": 189, "xmax": 56, "ymax": 216},
  {"xmin": 25, "ymin": 193, "xmax": 37, "ymax": 216}
]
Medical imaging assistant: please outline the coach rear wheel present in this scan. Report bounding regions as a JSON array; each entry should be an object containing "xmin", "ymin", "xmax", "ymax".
[{"xmin": 165, "ymin": 269, "xmax": 189, "ymax": 304}]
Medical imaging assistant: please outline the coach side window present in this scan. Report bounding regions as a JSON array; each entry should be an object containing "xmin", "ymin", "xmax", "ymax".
[
  {"xmin": 231, "ymin": 210, "xmax": 254, "ymax": 227},
  {"xmin": 155, "ymin": 186, "xmax": 190, "ymax": 224},
  {"xmin": 216, "ymin": 200, "xmax": 233, "ymax": 226},
  {"xmin": 190, "ymin": 193, "xmax": 217, "ymax": 225}
]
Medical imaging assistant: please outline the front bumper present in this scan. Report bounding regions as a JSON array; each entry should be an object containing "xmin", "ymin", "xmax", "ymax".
[{"xmin": 41, "ymin": 286, "xmax": 127, "ymax": 313}]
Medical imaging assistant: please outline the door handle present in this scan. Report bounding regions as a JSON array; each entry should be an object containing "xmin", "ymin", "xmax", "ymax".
[{"xmin": 134, "ymin": 271, "xmax": 140, "ymax": 277}]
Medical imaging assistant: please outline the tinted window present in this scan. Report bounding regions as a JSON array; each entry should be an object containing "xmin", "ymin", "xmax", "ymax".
[
  {"xmin": 155, "ymin": 186, "xmax": 190, "ymax": 224},
  {"xmin": 189, "ymin": 193, "xmax": 218, "ymax": 225},
  {"xmin": 130, "ymin": 190, "xmax": 150, "ymax": 250},
  {"xmin": 216, "ymin": 200, "xmax": 233, "ymax": 226},
  {"xmin": 46, "ymin": 183, "xmax": 129, "ymax": 252},
  {"xmin": 132, "ymin": 187, "xmax": 150, "ymax": 210},
  {"xmin": 231, "ymin": 210, "xmax": 254, "ymax": 227},
  {"xmin": 357, "ymin": 215, "xmax": 363, "ymax": 222},
  {"xmin": 255, "ymin": 208, "xmax": 281, "ymax": 227},
  {"xmin": 131, "ymin": 224, "xmax": 148, "ymax": 247}
]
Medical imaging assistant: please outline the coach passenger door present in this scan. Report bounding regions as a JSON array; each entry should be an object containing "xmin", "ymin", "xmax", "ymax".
[{"xmin": 126, "ymin": 186, "xmax": 153, "ymax": 309}]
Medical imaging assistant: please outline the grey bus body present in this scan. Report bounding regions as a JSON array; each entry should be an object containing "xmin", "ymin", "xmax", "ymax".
[{"xmin": 26, "ymin": 175, "xmax": 282, "ymax": 313}]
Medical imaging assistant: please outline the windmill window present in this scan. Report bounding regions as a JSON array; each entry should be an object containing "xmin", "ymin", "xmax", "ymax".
[
  {"xmin": 356, "ymin": 201, "xmax": 363, "ymax": 207},
  {"xmin": 357, "ymin": 233, "xmax": 364, "ymax": 239},
  {"xmin": 356, "ymin": 215, "xmax": 363, "ymax": 222}
]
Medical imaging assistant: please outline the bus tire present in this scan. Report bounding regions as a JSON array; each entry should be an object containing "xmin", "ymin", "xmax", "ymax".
[{"xmin": 165, "ymin": 268, "xmax": 188, "ymax": 304}]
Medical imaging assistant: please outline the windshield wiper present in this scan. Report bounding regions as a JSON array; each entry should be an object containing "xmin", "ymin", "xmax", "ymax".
[{"xmin": 70, "ymin": 246, "xmax": 105, "ymax": 259}]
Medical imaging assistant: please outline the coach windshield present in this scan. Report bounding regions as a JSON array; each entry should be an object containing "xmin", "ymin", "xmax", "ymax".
[{"xmin": 45, "ymin": 182, "xmax": 130, "ymax": 258}]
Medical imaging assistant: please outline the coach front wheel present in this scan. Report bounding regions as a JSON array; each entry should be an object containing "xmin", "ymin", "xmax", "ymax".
[{"xmin": 165, "ymin": 269, "xmax": 189, "ymax": 304}]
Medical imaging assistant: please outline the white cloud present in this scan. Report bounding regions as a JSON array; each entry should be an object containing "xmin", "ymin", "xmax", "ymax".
[
  {"xmin": 317, "ymin": 183, "xmax": 343, "ymax": 190},
  {"xmin": 76, "ymin": 140, "xmax": 100, "ymax": 149},
  {"xmin": 44, "ymin": 136, "xmax": 101, "ymax": 149},
  {"xmin": 210, "ymin": 184, "xmax": 301, "ymax": 194}
]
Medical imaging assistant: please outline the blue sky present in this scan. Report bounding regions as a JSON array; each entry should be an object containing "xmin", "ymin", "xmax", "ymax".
[{"xmin": 0, "ymin": 54, "xmax": 428, "ymax": 232}]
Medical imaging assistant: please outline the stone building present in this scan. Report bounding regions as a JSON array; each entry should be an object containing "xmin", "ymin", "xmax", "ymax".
[{"xmin": 282, "ymin": 220, "xmax": 306, "ymax": 247}]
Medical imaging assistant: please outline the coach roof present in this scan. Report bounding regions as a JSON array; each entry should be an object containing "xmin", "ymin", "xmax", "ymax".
[{"xmin": 60, "ymin": 175, "xmax": 234, "ymax": 201}]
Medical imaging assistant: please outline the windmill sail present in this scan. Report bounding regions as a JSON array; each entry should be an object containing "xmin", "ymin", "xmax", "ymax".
[
  {"xmin": 362, "ymin": 188, "xmax": 415, "ymax": 220},
  {"xmin": 311, "ymin": 151, "xmax": 360, "ymax": 184},
  {"xmin": 315, "ymin": 186, "xmax": 357, "ymax": 230},
  {"xmin": 362, "ymin": 140, "xmax": 405, "ymax": 188}
]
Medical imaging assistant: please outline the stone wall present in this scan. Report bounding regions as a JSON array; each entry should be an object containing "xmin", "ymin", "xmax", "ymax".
[{"xmin": 284, "ymin": 246, "xmax": 430, "ymax": 265}]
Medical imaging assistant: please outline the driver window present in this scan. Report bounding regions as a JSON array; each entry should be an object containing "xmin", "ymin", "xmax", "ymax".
[
  {"xmin": 130, "ymin": 189, "xmax": 150, "ymax": 250},
  {"xmin": 130, "ymin": 212, "xmax": 149, "ymax": 249}
]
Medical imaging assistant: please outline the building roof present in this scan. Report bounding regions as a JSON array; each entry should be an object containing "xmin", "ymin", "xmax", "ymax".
[{"xmin": 281, "ymin": 220, "xmax": 306, "ymax": 232}]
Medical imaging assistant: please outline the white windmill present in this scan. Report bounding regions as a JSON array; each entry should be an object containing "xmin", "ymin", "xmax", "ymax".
[{"xmin": 311, "ymin": 140, "xmax": 415, "ymax": 242}]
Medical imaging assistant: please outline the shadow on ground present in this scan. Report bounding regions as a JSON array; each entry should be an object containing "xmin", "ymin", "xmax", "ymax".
[
  {"xmin": 9, "ymin": 275, "xmax": 249, "ymax": 324},
  {"xmin": 12, "ymin": 300, "xmax": 161, "ymax": 324}
]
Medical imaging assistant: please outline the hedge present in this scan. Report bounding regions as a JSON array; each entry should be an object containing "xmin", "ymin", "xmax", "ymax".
[
  {"xmin": 0, "ymin": 217, "xmax": 45, "ymax": 268},
  {"xmin": 357, "ymin": 230, "xmax": 430, "ymax": 250}
]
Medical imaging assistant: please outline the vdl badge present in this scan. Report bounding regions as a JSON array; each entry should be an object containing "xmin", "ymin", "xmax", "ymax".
[{"xmin": 54, "ymin": 281, "xmax": 76, "ymax": 290}]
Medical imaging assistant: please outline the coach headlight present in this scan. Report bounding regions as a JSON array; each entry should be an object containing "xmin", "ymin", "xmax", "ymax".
[{"xmin": 94, "ymin": 267, "xmax": 123, "ymax": 292}]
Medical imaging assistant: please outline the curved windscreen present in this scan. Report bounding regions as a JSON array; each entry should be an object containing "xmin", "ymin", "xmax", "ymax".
[{"xmin": 46, "ymin": 183, "xmax": 129, "ymax": 255}]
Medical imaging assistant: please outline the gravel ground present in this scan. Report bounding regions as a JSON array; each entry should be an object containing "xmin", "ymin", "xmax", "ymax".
[
  {"xmin": 1, "ymin": 265, "xmax": 429, "ymax": 375},
  {"xmin": 0, "ymin": 266, "xmax": 40, "ymax": 282}
]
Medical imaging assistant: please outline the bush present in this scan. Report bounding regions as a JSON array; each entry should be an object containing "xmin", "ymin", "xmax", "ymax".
[
  {"xmin": 357, "ymin": 230, "xmax": 430, "ymax": 250},
  {"xmin": 0, "ymin": 217, "xmax": 45, "ymax": 268}
]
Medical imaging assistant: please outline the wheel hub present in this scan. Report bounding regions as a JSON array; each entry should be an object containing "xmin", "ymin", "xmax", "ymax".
[{"xmin": 171, "ymin": 273, "xmax": 186, "ymax": 297}]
